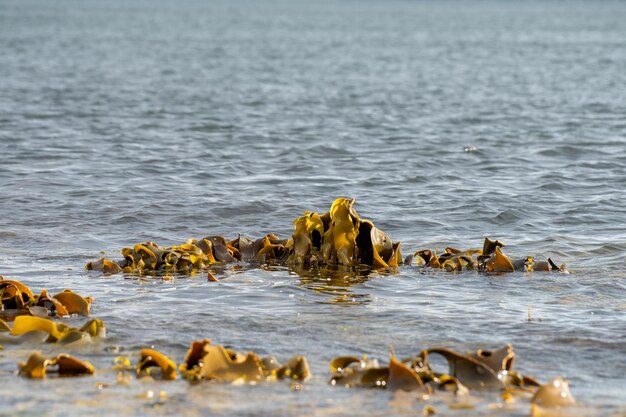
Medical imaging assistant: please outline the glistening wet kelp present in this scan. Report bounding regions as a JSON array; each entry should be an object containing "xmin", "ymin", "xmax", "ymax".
[
  {"xmin": 0, "ymin": 276, "xmax": 93, "ymax": 321},
  {"xmin": 329, "ymin": 344, "xmax": 577, "ymax": 415},
  {"xmin": 1, "ymin": 315, "xmax": 106, "ymax": 345},
  {"xmin": 86, "ymin": 198, "xmax": 567, "ymax": 278},
  {"xmin": 18, "ymin": 352, "xmax": 95, "ymax": 379}
]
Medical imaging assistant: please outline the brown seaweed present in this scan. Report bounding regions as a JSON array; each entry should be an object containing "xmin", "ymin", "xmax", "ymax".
[
  {"xmin": 18, "ymin": 352, "xmax": 94, "ymax": 379},
  {"xmin": 137, "ymin": 348, "xmax": 177, "ymax": 380}
]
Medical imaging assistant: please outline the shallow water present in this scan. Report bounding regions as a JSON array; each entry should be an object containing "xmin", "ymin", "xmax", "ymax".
[{"xmin": 1, "ymin": 0, "xmax": 625, "ymax": 415}]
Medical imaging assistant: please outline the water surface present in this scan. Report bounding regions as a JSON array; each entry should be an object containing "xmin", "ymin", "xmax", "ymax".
[{"xmin": 1, "ymin": 0, "xmax": 625, "ymax": 415}]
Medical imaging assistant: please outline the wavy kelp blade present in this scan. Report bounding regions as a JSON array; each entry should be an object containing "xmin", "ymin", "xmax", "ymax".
[
  {"xmin": 469, "ymin": 344, "xmax": 515, "ymax": 373},
  {"xmin": 482, "ymin": 238, "xmax": 505, "ymax": 256},
  {"xmin": 330, "ymin": 366, "xmax": 389, "ymax": 388},
  {"xmin": 226, "ymin": 244, "xmax": 241, "ymax": 260},
  {"xmin": 194, "ymin": 239, "xmax": 218, "ymax": 263},
  {"xmin": 204, "ymin": 236, "xmax": 237, "ymax": 263},
  {"xmin": 134, "ymin": 244, "xmax": 158, "ymax": 270},
  {"xmin": 330, "ymin": 356, "xmax": 363, "ymax": 373},
  {"xmin": 424, "ymin": 348, "xmax": 503, "ymax": 390},
  {"xmin": 58, "ymin": 330, "xmax": 92, "ymax": 346},
  {"xmin": 182, "ymin": 339, "xmax": 212, "ymax": 372},
  {"xmin": 490, "ymin": 247, "xmax": 515, "ymax": 272},
  {"xmin": 35, "ymin": 290, "xmax": 69, "ymax": 318},
  {"xmin": 277, "ymin": 356, "xmax": 311, "ymax": 381},
  {"xmin": 18, "ymin": 352, "xmax": 50, "ymax": 378},
  {"xmin": 290, "ymin": 212, "xmax": 324, "ymax": 265},
  {"xmin": 415, "ymin": 250, "xmax": 442, "ymax": 269},
  {"xmin": 387, "ymin": 353, "xmax": 429, "ymax": 393},
  {"xmin": 0, "ymin": 283, "xmax": 27, "ymax": 310},
  {"xmin": 236, "ymin": 236, "xmax": 259, "ymax": 262},
  {"xmin": 79, "ymin": 319, "xmax": 106, "ymax": 338},
  {"xmin": 329, "ymin": 198, "xmax": 358, "ymax": 266},
  {"xmin": 548, "ymin": 258, "xmax": 568, "ymax": 273},
  {"xmin": 529, "ymin": 260, "xmax": 550, "ymax": 272},
  {"xmin": 137, "ymin": 348, "xmax": 177, "ymax": 380},
  {"xmin": 53, "ymin": 290, "xmax": 91, "ymax": 316},
  {"xmin": 0, "ymin": 279, "xmax": 34, "ymax": 303},
  {"xmin": 436, "ymin": 374, "xmax": 470, "ymax": 395},
  {"xmin": 55, "ymin": 354, "xmax": 95, "ymax": 375},
  {"xmin": 198, "ymin": 344, "xmax": 264, "ymax": 383},
  {"xmin": 387, "ymin": 242, "xmax": 402, "ymax": 268},
  {"xmin": 355, "ymin": 220, "xmax": 381, "ymax": 266},
  {"xmin": 11, "ymin": 315, "xmax": 63, "ymax": 340},
  {"xmin": 85, "ymin": 258, "xmax": 123, "ymax": 274},
  {"xmin": 531, "ymin": 377, "xmax": 576, "ymax": 414},
  {"xmin": 371, "ymin": 224, "xmax": 394, "ymax": 263},
  {"xmin": 27, "ymin": 306, "xmax": 49, "ymax": 318}
]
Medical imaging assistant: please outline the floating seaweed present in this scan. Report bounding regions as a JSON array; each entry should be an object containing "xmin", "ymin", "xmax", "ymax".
[
  {"xmin": 18, "ymin": 352, "xmax": 95, "ymax": 379},
  {"xmin": 137, "ymin": 348, "xmax": 177, "ymax": 380},
  {"xmin": 180, "ymin": 339, "xmax": 310, "ymax": 384},
  {"xmin": 406, "ymin": 238, "xmax": 567, "ymax": 274},
  {"xmin": 85, "ymin": 198, "xmax": 567, "ymax": 278},
  {"xmin": 530, "ymin": 377, "xmax": 577, "ymax": 416},
  {"xmin": 0, "ymin": 277, "xmax": 93, "ymax": 321},
  {"xmin": 329, "ymin": 344, "xmax": 564, "ymax": 412},
  {"xmin": 0, "ymin": 315, "xmax": 105, "ymax": 345}
]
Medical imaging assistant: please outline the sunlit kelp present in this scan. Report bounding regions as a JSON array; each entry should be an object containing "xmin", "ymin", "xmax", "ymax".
[
  {"xmin": 86, "ymin": 198, "xmax": 568, "ymax": 279},
  {"xmin": 329, "ymin": 345, "xmax": 580, "ymax": 415},
  {"xmin": 137, "ymin": 348, "xmax": 177, "ymax": 380},
  {"xmin": 180, "ymin": 339, "xmax": 310, "ymax": 383},
  {"xmin": 18, "ymin": 352, "xmax": 95, "ymax": 379},
  {"xmin": 530, "ymin": 377, "xmax": 577, "ymax": 416},
  {"xmin": 329, "ymin": 344, "xmax": 564, "ymax": 412},
  {"xmin": 1, "ymin": 315, "xmax": 105, "ymax": 345},
  {"xmin": 86, "ymin": 234, "xmax": 291, "ymax": 276},
  {"xmin": 406, "ymin": 238, "xmax": 567, "ymax": 274},
  {"xmin": 0, "ymin": 277, "xmax": 93, "ymax": 321},
  {"xmin": 291, "ymin": 198, "xmax": 402, "ymax": 268}
]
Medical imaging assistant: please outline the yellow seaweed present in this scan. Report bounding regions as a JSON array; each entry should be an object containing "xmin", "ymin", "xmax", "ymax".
[
  {"xmin": 531, "ymin": 377, "xmax": 576, "ymax": 416},
  {"xmin": 137, "ymin": 348, "xmax": 177, "ymax": 380},
  {"xmin": 11, "ymin": 315, "xmax": 64, "ymax": 340},
  {"xmin": 55, "ymin": 353, "xmax": 95, "ymax": 375},
  {"xmin": 35, "ymin": 289, "xmax": 69, "ymax": 318},
  {"xmin": 388, "ymin": 353, "xmax": 429, "ymax": 394},
  {"xmin": 197, "ymin": 344, "xmax": 264, "ymax": 383},
  {"xmin": 18, "ymin": 352, "xmax": 94, "ymax": 378},
  {"xmin": 53, "ymin": 290, "xmax": 91, "ymax": 316},
  {"xmin": 18, "ymin": 352, "xmax": 50, "ymax": 378}
]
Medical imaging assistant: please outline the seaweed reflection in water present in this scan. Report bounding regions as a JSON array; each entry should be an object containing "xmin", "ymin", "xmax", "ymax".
[{"xmin": 289, "ymin": 265, "xmax": 396, "ymax": 305}]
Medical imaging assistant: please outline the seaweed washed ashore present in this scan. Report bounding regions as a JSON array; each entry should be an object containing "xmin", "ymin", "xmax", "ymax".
[{"xmin": 86, "ymin": 197, "xmax": 568, "ymax": 276}]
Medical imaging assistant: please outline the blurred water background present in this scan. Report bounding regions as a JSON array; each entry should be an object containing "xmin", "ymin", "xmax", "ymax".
[{"xmin": 1, "ymin": 0, "xmax": 625, "ymax": 415}]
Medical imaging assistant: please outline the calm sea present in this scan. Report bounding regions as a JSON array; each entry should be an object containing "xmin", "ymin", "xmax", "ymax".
[{"xmin": 1, "ymin": 0, "xmax": 625, "ymax": 415}]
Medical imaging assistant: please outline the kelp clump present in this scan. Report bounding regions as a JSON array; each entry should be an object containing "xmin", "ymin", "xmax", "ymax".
[
  {"xmin": 86, "ymin": 197, "xmax": 402, "ymax": 275},
  {"xmin": 132, "ymin": 339, "xmax": 310, "ymax": 384},
  {"xmin": 181, "ymin": 339, "xmax": 310, "ymax": 383},
  {"xmin": 86, "ymin": 234, "xmax": 291, "ymax": 275},
  {"xmin": 330, "ymin": 344, "xmax": 576, "ymax": 413},
  {"xmin": 288, "ymin": 197, "xmax": 402, "ymax": 268},
  {"xmin": 86, "ymin": 198, "xmax": 568, "ymax": 276},
  {"xmin": 0, "ymin": 276, "xmax": 93, "ymax": 321},
  {"xmin": 406, "ymin": 238, "xmax": 567, "ymax": 273}
]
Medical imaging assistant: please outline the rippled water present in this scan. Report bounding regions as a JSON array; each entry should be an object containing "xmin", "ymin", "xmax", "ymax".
[{"xmin": 1, "ymin": 0, "xmax": 625, "ymax": 415}]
